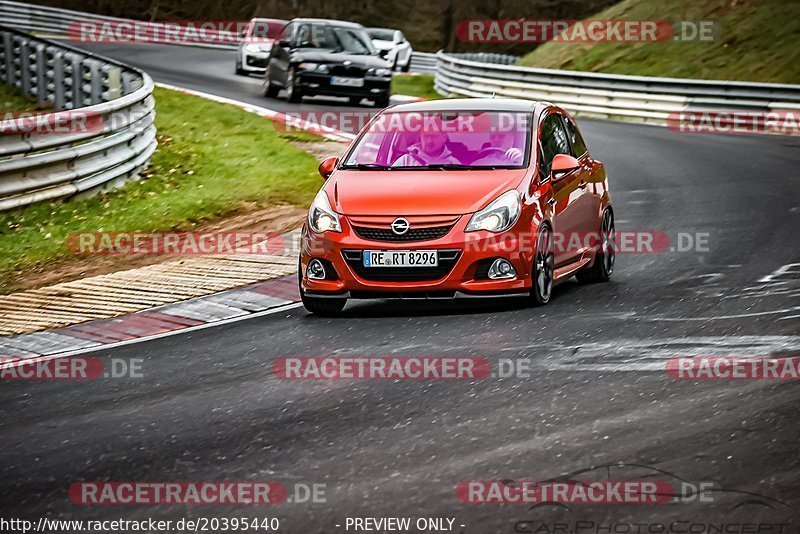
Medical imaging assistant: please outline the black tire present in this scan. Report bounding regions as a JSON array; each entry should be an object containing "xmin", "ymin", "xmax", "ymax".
[
  {"xmin": 301, "ymin": 294, "xmax": 347, "ymax": 316},
  {"xmin": 235, "ymin": 60, "xmax": 246, "ymax": 76},
  {"xmin": 529, "ymin": 224, "xmax": 554, "ymax": 306},
  {"xmin": 373, "ymin": 92, "xmax": 390, "ymax": 108},
  {"xmin": 401, "ymin": 63, "xmax": 410, "ymax": 73},
  {"xmin": 262, "ymin": 69, "xmax": 279, "ymax": 98},
  {"xmin": 298, "ymin": 259, "xmax": 346, "ymax": 316},
  {"xmin": 285, "ymin": 69, "xmax": 302, "ymax": 103},
  {"xmin": 577, "ymin": 208, "xmax": 615, "ymax": 284}
]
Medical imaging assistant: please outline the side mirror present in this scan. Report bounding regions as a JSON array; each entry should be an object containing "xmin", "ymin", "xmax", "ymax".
[
  {"xmin": 551, "ymin": 154, "xmax": 580, "ymax": 180},
  {"xmin": 318, "ymin": 156, "xmax": 338, "ymax": 179}
]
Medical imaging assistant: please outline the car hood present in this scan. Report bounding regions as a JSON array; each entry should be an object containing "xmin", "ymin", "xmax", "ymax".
[
  {"xmin": 290, "ymin": 50, "xmax": 390, "ymax": 68},
  {"xmin": 371, "ymin": 40, "xmax": 394, "ymax": 50},
  {"xmin": 327, "ymin": 169, "xmax": 528, "ymax": 216}
]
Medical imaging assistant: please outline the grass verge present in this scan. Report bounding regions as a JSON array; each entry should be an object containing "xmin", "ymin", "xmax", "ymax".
[
  {"xmin": 0, "ymin": 86, "xmax": 323, "ymax": 293},
  {"xmin": 516, "ymin": 0, "xmax": 800, "ymax": 84},
  {"xmin": 1, "ymin": 84, "xmax": 48, "ymax": 112},
  {"xmin": 391, "ymin": 74, "xmax": 440, "ymax": 100}
]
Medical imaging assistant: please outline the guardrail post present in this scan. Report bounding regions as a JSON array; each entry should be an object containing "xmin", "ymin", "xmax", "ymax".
[
  {"xmin": 1, "ymin": 31, "xmax": 11, "ymax": 84},
  {"xmin": 19, "ymin": 38, "xmax": 31, "ymax": 94},
  {"xmin": 106, "ymin": 65, "xmax": 122, "ymax": 101},
  {"xmin": 88, "ymin": 59, "xmax": 101, "ymax": 104},
  {"xmin": 53, "ymin": 51, "xmax": 65, "ymax": 110},
  {"xmin": 70, "ymin": 53, "xmax": 82, "ymax": 108},
  {"xmin": 34, "ymin": 43, "xmax": 46, "ymax": 106}
]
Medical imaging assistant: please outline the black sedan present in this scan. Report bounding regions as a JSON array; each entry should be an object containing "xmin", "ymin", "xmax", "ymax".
[{"xmin": 261, "ymin": 18, "xmax": 393, "ymax": 107}]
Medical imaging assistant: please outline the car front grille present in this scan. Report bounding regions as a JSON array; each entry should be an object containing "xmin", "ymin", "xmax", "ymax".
[
  {"xmin": 353, "ymin": 225, "xmax": 453, "ymax": 242},
  {"xmin": 330, "ymin": 65, "xmax": 366, "ymax": 77},
  {"xmin": 246, "ymin": 57, "xmax": 268, "ymax": 67},
  {"xmin": 342, "ymin": 249, "xmax": 461, "ymax": 281}
]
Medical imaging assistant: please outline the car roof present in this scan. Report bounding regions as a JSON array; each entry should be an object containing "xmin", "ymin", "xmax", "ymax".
[
  {"xmin": 250, "ymin": 18, "xmax": 287, "ymax": 23},
  {"xmin": 290, "ymin": 18, "xmax": 365, "ymax": 29},
  {"xmin": 367, "ymin": 27, "xmax": 397, "ymax": 32},
  {"xmin": 388, "ymin": 98, "xmax": 547, "ymax": 113}
]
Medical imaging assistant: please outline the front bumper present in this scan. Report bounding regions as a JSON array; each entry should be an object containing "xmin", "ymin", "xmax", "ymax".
[
  {"xmin": 240, "ymin": 51, "xmax": 270, "ymax": 72},
  {"xmin": 300, "ymin": 215, "xmax": 535, "ymax": 298},
  {"xmin": 295, "ymin": 71, "xmax": 391, "ymax": 98}
]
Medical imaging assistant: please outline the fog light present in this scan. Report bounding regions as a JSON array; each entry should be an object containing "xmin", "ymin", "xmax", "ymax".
[
  {"xmin": 488, "ymin": 258, "xmax": 516, "ymax": 279},
  {"xmin": 307, "ymin": 259, "xmax": 326, "ymax": 280}
]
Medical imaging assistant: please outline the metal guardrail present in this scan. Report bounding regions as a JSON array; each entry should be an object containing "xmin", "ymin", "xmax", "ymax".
[
  {"xmin": 434, "ymin": 52, "xmax": 800, "ymax": 126},
  {"xmin": 409, "ymin": 52, "xmax": 436, "ymax": 75},
  {"xmin": 0, "ymin": 0, "xmax": 436, "ymax": 73},
  {"xmin": 0, "ymin": 0, "xmax": 240, "ymax": 50},
  {"xmin": 0, "ymin": 25, "xmax": 156, "ymax": 211}
]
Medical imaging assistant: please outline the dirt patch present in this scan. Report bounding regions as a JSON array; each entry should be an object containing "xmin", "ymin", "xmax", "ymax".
[
  {"xmin": 291, "ymin": 140, "xmax": 349, "ymax": 162},
  {"xmin": 9, "ymin": 204, "xmax": 307, "ymax": 293}
]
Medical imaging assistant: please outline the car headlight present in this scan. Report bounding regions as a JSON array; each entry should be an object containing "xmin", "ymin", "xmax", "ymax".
[
  {"xmin": 299, "ymin": 62, "xmax": 321, "ymax": 71},
  {"xmin": 244, "ymin": 44, "xmax": 260, "ymax": 53},
  {"xmin": 368, "ymin": 68, "xmax": 392, "ymax": 77},
  {"xmin": 308, "ymin": 190, "xmax": 342, "ymax": 233},
  {"xmin": 465, "ymin": 190, "xmax": 522, "ymax": 233}
]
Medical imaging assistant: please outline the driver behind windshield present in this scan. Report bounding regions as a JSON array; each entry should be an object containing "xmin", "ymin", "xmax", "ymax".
[
  {"xmin": 479, "ymin": 131, "xmax": 524, "ymax": 164},
  {"xmin": 392, "ymin": 124, "xmax": 460, "ymax": 167}
]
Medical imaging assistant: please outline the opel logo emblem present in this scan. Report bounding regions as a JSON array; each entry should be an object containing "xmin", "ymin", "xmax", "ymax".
[{"xmin": 391, "ymin": 217, "xmax": 410, "ymax": 235}]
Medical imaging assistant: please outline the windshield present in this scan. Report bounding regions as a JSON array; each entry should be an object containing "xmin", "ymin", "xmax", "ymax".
[
  {"xmin": 250, "ymin": 21, "xmax": 284, "ymax": 41},
  {"xmin": 342, "ymin": 111, "xmax": 532, "ymax": 170},
  {"xmin": 296, "ymin": 24, "xmax": 376, "ymax": 55},
  {"xmin": 368, "ymin": 29, "xmax": 395, "ymax": 41}
]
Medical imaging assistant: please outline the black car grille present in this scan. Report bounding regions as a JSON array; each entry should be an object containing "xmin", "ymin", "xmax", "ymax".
[
  {"xmin": 246, "ymin": 57, "xmax": 268, "ymax": 67},
  {"xmin": 353, "ymin": 225, "xmax": 453, "ymax": 242},
  {"xmin": 342, "ymin": 249, "xmax": 461, "ymax": 282},
  {"xmin": 330, "ymin": 65, "xmax": 367, "ymax": 77}
]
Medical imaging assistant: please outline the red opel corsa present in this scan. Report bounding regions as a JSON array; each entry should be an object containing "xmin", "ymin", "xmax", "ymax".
[{"xmin": 299, "ymin": 98, "xmax": 614, "ymax": 315}]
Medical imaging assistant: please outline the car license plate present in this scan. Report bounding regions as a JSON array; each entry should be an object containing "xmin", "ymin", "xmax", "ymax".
[
  {"xmin": 363, "ymin": 250, "xmax": 438, "ymax": 268},
  {"xmin": 331, "ymin": 76, "xmax": 364, "ymax": 87}
]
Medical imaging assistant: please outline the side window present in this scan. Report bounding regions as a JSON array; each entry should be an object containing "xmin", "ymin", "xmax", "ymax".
[
  {"xmin": 563, "ymin": 117, "xmax": 588, "ymax": 157},
  {"xmin": 538, "ymin": 114, "xmax": 570, "ymax": 179},
  {"xmin": 296, "ymin": 24, "xmax": 311, "ymax": 46},
  {"xmin": 282, "ymin": 23, "xmax": 295, "ymax": 44}
]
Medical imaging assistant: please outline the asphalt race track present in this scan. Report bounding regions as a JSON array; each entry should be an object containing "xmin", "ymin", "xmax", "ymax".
[{"xmin": 2, "ymin": 44, "xmax": 800, "ymax": 532}]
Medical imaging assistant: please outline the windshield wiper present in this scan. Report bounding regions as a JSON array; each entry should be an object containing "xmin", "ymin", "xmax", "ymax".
[
  {"xmin": 420, "ymin": 164, "xmax": 476, "ymax": 170},
  {"xmin": 342, "ymin": 163, "xmax": 392, "ymax": 170}
]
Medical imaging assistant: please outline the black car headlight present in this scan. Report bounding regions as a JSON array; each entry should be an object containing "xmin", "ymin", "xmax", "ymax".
[
  {"xmin": 299, "ymin": 62, "xmax": 329, "ymax": 73},
  {"xmin": 367, "ymin": 67, "xmax": 392, "ymax": 77}
]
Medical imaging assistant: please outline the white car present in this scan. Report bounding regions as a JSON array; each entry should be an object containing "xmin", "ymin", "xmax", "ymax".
[
  {"xmin": 236, "ymin": 18, "xmax": 287, "ymax": 75},
  {"xmin": 367, "ymin": 28, "xmax": 412, "ymax": 72}
]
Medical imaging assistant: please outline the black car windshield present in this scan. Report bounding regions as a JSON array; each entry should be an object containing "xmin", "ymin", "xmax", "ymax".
[
  {"xmin": 368, "ymin": 29, "xmax": 395, "ymax": 41},
  {"xmin": 341, "ymin": 111, "xmax": 532, "ymax": 170},
  {"xmin": 296, "ymin": 24, "xmax": 376, "ymax": 55}
]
